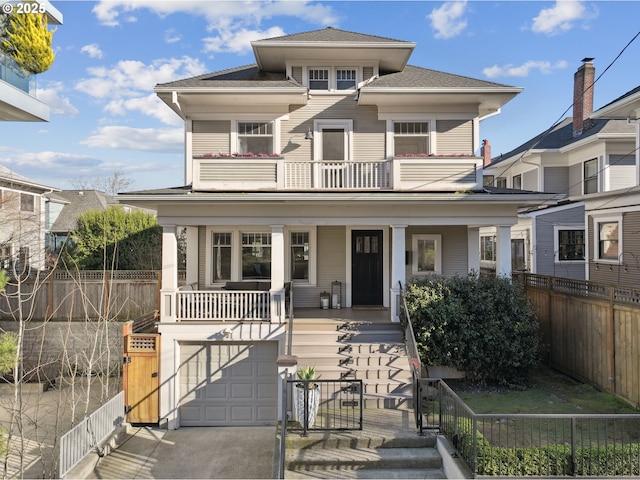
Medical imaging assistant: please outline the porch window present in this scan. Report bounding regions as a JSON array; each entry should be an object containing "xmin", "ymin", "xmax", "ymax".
[
  {"xmin": 597, "ymin": 221, "xmax": 619, "ymax": 261},
  {"xmin": 242, "ymin": 232, "xmax": 271, "ymax": 279},
  {"xmin": 237, "ymin": 122, "xmax": 273, "ymax": 155},
  {"xmin": 584, "ymin": 158, "xmax": 598, "ymax": 194},
  {"xmin": 336, "ymin": 69, "xmax": 356, "ymax": 90},
  {"xmin": 290, "ymin": 232, "xmax": 309, "ymax": 281},
  {"xmin": 20, "ymin": 193, "xmax": 34, "ymax": 212},
  {"xmin": 412, "ymin": 234, "xmax": 441, "ymax": 275},
  {"xmin": 308, "ymin": 68, "xmax": 329, "ymax": 90},
  {"xmin": 480, "ymin": 236, "xmax": 495, "ymax": 261},
  {"xmin": 394, "ymin": 122, "xmax": 430, "ymax": 156},
  {"xmin": 212, "ymin": 232, "xmax": 232, "ymax": 282},
  {"xmin": 556, "ymin": 228, "xmax": 585, "ymax": 261}
]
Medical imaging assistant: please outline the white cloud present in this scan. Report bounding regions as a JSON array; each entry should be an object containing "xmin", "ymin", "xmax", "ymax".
[
  {"xmin": 81, "ymin": 126, "xmax": 183, "ymax": 153},
  {"xmin": 203, "ymin": 26, "xmax": 286, "ymax": 55},
  {"xmin": 164, "ymin": 28, "xmax": 182, "ymax": 44},
  {"xmin": 105, "ymin": 94, "xmax": 182, "ymax": 126},
  {"xmin": 531, "ymin": 0, "xmax": 595, "ymax": 35},
  {"xmin": 80, "ymin": 43, "xmax": 103, "ymax": 59},
  {"xmin": 483, "ymin": 60, "xmax": 569, "ymax": 79},
  {"xmin": 75, "ymin": 56, "xmax": 207, "ymax": 100},
  {"xmin": 37, "ymin": 82, "xmax": 79, "ymax": 117},
  {"xmin": 427, "ymin": 1, "xmax": 468, "ymax": 39}
]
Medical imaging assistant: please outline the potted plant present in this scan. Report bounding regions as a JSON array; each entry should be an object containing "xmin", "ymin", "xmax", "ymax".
[{"xmin": 293, "ymin": 366, "xmax": 321, "ymax": 429}]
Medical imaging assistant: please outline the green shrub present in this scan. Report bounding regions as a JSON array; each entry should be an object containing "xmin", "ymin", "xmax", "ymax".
[{"xmin": 405, "ymin": 274, "xmax": 539, "ymax": 386}]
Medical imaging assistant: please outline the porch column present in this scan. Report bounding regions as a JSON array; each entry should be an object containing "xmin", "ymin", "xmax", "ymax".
[
  {"xmin": 185, "ymin": 226, "xmax": 198, "ymax": 286},
  {"xmin": 270, "ymin": 225, "xmax": 285, "ymax": 323},
  {"xmin": 160, "ymin": 225, "xmax": 178, "ymax": 322},
  {"xmin": 467, "ymin": 227, "xmax": 480, "ymax": 275},
  {"xmin": 390, "ymin": 225, "xmax": 407, "ymax": 323},
  {"xmin": 495, "ymin": 225, "xmax": 512, "ymax": 278}
]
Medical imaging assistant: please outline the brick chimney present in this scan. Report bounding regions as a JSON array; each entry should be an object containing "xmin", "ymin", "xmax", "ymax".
[
  {"xmin": 573, "ymin": 58, "xmax": 595, "ymax": 136},
  {"xmin": 481, "ymin": 139, "xmax": 492, "ymax": 166}
]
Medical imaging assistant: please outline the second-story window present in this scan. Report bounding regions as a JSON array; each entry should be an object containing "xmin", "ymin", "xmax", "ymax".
[
  {"xmin": 336, "ymin": 69, "xmax": 356, "ymax": 90},
  {"xmin": 584, "ymin": 158, "xmax": 598, "ymax": 194},
  {"xmin": 308, "ymin": 69, "xmax": 329, "ymax": 90},
  {"xmin": 394, "ymin": 122, "xmax": 430, "ymax": 156},
  {"xmin": 237, "ymin": 122, "xmax": 273, "ymax": 155},
  {"xmin": 512, "ymin": 174, "xmax": 522, "ymax": 190},
  {"xmin": 20, "ymin": 193, "xmax": 34, "ymax": 212}
]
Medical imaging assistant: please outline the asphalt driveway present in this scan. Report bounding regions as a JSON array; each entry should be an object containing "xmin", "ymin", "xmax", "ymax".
[{"xmin": 87, "ymin": 425, "xmax": 278, "ymax": 479}]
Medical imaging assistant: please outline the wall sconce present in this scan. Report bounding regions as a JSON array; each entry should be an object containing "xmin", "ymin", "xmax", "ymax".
[
  {"xmin": 222, "ymin": 328, "xmax": 232, "ymax": 340},
  {"xmin": 288, "ymin": 128, "xmax": 313, "ymax": 144}
]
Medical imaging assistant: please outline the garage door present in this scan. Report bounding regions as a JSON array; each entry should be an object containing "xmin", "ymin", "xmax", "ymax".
[{"xmin": 179, "ymin": 341, "xmax": 278, "ymax": 426}]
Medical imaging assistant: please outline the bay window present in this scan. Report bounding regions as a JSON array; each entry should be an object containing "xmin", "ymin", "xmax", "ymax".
[
  {"xmin": 211, "ymin": 232, "xmax": 232, "ymax": 282},
  {"xmin": 242, "ymin": 232, "xmax": 271, "ymax": 279}
]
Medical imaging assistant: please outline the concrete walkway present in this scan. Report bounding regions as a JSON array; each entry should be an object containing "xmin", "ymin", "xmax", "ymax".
[{"xmin": 86, "ymin": 425, "xmax": 278, "ymax": 479}]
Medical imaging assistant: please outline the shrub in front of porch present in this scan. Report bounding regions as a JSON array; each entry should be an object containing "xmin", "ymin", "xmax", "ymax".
[{"xmin": 405, "ymin": 275, "xmax": 539, "ymax": 387}]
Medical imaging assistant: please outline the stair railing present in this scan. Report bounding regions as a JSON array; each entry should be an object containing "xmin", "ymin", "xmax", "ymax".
[{"xmin": 398, "ymin": 281, "xmax": 425, "ymax": 434}]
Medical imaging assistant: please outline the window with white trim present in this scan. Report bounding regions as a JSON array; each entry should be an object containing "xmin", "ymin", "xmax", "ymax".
[
  {"xmin": 512, "ymin": 239, "xmax": 526, "ymax": 270},
  {"xmin": 412, "ymin": 234, "xmax": 442, "ymax": 275},
  {"xmin": 584, "ymin": 158, "xmax": 598, "ymax": 194},
  {"xmin": 0, "ymin": 245, "xmax": 12, "ymax": 269},
  {"xmin": 394, "ymin": 122, "xmax": 430, "ymax": 156},
  {"xmin": 480, "ymin": 235, "xmax": 495, "ymax": 261},
  {"xmin": 336, "ymin": 69, "xmax": 356, "ymax": 90},
  {"xmin": 290, "ymin": 232, "xmax": 309, "ymax": 281},
  {"xmin": 211, "ymin": 232, "xmax": 232, "ymax": 282},
  {"xmin": 237, "ymin": 122, "xmax": 273, "ymax": 155},
  {"xmin": 308, "ymin": 68, "xmax": 329, "ymax": 90},
  {"xmin": 496, "ymin": 177, "xmax": 507, "ymax": 188},
  {"xmin": 555, "ymin": 227, "xmax": 585, "ymax": 261},
  {"xmin": 242, "ymin": 232, "xmax": 271, "ymax": 279},
  {"xmin": 512, "ymin": 174, "xmax": 522, "ymax": 190},
  {"xmin": 596, "ymin": 221, "xmax": 619, "ymax": 261}
]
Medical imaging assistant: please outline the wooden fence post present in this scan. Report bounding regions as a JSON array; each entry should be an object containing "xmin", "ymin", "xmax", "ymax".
[{"xmin": 608, "ymin": 286, "xmax": 616, "ymax": 393}]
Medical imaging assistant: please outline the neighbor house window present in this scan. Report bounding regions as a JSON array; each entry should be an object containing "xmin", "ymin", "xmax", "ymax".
[
  {"xmin": 480, "ymin": 236, "xmax": 495, "ymax": 261},
  {"xmin": 290, "ymin": 232, "xmax": 309, "ymax": 281},
  {"xmin": 495, "ymin": 177, "xmax": 507, "ymax": 188},
  {"xmin": 0, "ymin": 245, "xmax": 11, "ymax": 269},
  {"xmin": 211, "ymin": 232, "xmax": 232, "ymax": 282},
  {"xmin": 20, "ymin": 193, "xmax": 34, "ymax": 212},
  {"xmin": 556, "ymin": 228, "xmax": 585, "ymax": 261},
  {"xmin": 336, "ymin": 69, "xmax": 356, "ymax": 90},
  {"xmin": 512, "ymin": 174, "xmax": 522, "ymax": 190},
  {"xmin": 597, "ymin": 221, "xmax": 619, "ymax": 261},
  {"xmin": 237, "ymin": 122, "xmax": 273, "ymax": 155},
  {"xmin": 394, "ymin": 122, "xmax": 430, "ymax": 156},
  {"xmin": 242, "ymin": 232, "xmax": 271, "ymax": 279},
  {"xmin": 512, "ymin": 239, "xmax": 526, "ymax": 270},
  {"xmin": 412, "ymin": 234, "xmax": 442, "ymax": 275},
  {"xmin": 308, "ymin": 68, "xmax": 329, "ymax": 90},
  {"xmin": 584, "ymin": 158, "xmax": 598, "ymax": 194}
]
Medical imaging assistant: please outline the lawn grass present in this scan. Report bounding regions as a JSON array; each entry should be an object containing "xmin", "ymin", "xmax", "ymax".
[{"xmin": 451, "ymin": 364, "xmax": 639, "ymax": 415}]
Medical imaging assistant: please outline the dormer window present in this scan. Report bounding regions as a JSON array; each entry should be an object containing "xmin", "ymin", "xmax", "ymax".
[
  {"xmin": 309, "ymin": 69, "xmax": 329, "ymax": 90},
  {"xmin": 237, "ymin": 122, "xmax": 273, "ymax": 155},
  {"xmin": 307, "ymin": 67, "xmax": 358, "ymax": 91},
  {"xmin": 336, "ymin": 69, "xmax": 356, "ymax": 90}
]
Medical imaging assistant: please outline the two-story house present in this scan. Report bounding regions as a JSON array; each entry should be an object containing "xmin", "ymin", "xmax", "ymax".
[
  {"xmin": 586, "ymin": 85, "xmax": 640, "ymax": 286},
  {"xmin": 0, "ymin": 164, "xmax": 58, "ymax": 273},
  {"xmin": 483, "ymin": 60, "xmax": 636, "ymax": 280},
  {"xmin": 119, "ymin": 27, "xmax": 556, "ymax": 428}
]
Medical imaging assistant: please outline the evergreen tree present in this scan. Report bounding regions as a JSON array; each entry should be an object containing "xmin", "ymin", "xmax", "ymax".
[{"xmin": 1, "ymin": 11, "xmax": 54, "ymax": 74}]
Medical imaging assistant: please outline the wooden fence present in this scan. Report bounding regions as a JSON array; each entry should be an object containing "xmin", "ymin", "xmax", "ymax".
[
  {"xmin": 0, "ymin": 270, "xmax": 171, "ymax": 321},
  {"xmin": 516, "ymin": 273, "xmax": 640, "ymax": 408}
]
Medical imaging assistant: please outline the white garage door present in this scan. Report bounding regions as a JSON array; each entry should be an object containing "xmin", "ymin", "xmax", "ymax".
[{"xmin": 179, "ymin": 341, "xmax": 278, "ymax": 426}]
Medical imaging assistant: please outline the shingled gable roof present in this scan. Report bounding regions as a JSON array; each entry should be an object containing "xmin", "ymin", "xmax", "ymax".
[
  {"xmin": 489, "ymin": 117, "xmax": 635, "ymax": 166},
  {"xmin": 366, "ymin": 64, "xmax": 514, "ymax": 89},
  {"xmin": 0, "ymin": 164, "xmax": 57, "ymax": 193},
  {"xmin": 252, "ymin": 26, "xmax": 408, "ymax": 44}
]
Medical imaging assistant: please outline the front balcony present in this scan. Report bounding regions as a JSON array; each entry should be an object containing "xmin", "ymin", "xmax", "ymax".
[{"xmin": 192, "ymin": 155, "xmax": 483, "ymax": 192}]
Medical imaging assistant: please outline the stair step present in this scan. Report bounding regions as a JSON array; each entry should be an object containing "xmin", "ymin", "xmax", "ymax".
[
  {"xmin": 285, "ymin": 467, "xmax": 446, "ymax": 479},
  {"xmin": 286, "ymin": 446, "xmax": 443, "ymax": 470},
  {"xmin": 292, "ymin": 342, "xmax": 405, "ymax": 354}
]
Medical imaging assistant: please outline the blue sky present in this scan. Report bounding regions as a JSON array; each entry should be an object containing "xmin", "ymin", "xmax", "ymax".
[{"xmin": 2, "ymin": 0, "xmax": 640, "ymax": 192}]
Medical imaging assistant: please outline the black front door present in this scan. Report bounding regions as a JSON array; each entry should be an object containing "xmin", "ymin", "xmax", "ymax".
[{"xmin": 351, "ymin": 230, "xmax": 383, "ymax": 306}]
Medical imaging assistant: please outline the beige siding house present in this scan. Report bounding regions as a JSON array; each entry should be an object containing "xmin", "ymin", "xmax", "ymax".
[{"xmin": 120, "ymin": 28, "xmax": 555, "ymax": 429}]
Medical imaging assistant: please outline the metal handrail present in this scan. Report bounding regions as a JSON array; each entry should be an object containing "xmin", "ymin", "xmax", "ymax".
[{"xmin": 277, "ymin": 368, "xmax": 291, "ymax": 479}]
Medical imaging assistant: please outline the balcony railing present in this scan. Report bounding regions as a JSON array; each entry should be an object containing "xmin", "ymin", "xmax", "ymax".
[
  {"xmin": 192, "ymin": 155, "xmax": 482, "ymax": 192},
  {"xmin": 0, "ymin": 51, "xmax": 33, "ymax": 94}
]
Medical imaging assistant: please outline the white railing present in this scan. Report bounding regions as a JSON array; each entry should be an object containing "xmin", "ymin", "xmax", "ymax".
[
  {"xmin": 177, "ymin": 290, "xmax": 271, "ymax": 321},
  {"xmin": 284, "ymin": 160, "xmax": 390, "ymax": 190},
  {"xmin": 59, "ymin": 391, "xmax": 125, "ymax": 479}
]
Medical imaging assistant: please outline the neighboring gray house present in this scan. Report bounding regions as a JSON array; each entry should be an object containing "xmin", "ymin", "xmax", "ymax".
[
  {"xmin": 483, "ymin": 60, "xmax": 637, "ymax": 279},
  {"xmin": 119, "ymin": 27, "xmax": 556, "ymax": 429}
]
